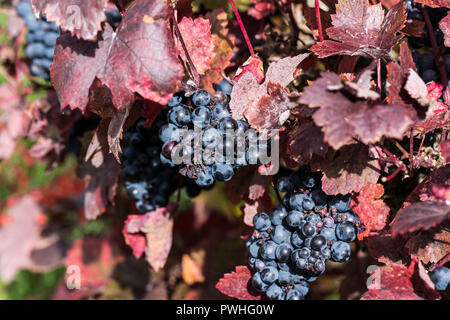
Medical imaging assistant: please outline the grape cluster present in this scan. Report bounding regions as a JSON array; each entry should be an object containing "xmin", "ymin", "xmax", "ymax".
[
  {"xmin": 405, "ymin": 1, "xmax": 449, "ymax": 83},
  {"xmin": 159, "ymin": 80, "xmax": 268, "ymax": 188},
  {"xmin": 429, "ymin": 266, "xmax": 450, "ymax": 291},
  {"xmin": 120, "ymin": 116, "xmax": 181, "ymax": 213},
  {"xmin": 16, "ymin": 1, "xmax": 60, "ymax": 80},
  {"xmin": 246, "ymin": 166, "xmax": 365, "ymax": 300}
]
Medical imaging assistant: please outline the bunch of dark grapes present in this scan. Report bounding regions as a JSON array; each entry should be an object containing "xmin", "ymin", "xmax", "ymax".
[
  {"xmin": 159, "ymin": 79, "xmax": 268, "ymax": 188},
  {"xmin": 120, "ymin": 115, "xmax": 181, "ymax": 213},
  {"xmin": 16, "ymin": 1, "xmax": 60, "ymax": 80},
  {"xmin": 246, "ymin": 166, "xmax": 365, "ymax": 300},
  {"xmin": 405, "ymin": 0, "xmax": 449, "ymax": 83}
]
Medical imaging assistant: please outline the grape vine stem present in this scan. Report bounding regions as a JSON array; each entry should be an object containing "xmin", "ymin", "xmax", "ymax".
[
  {"xmin": 421, "ymin": 5, "xmax": 448, "ymax": 85},
  {"xmin": 229, "ymin": 0, "xmax": 255, "ymax": 56},
  {"xmin": 314, "ymin": 0, "xmax": 329, "ymax": 70},
  {"xmin": 171, "ymin": 8, "xmax": 201, "ymax": 86}
]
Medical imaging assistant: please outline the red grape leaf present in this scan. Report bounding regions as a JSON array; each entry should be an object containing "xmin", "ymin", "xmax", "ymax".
[
  {"xmin": 230, "ymin": 54, "xmax": 309, "ymax": 130},
  {"xmin": 386, "ymin": 62, "xmax": 405, "ymax": 105},
  {"xmin": 414, "ymin": 110, "xmax": 450, "ymax": 134},
  {"xmin": 406, "ymin": 228, "xmax": 450, "ymax": 265},
  {"xmin": 366, "ymin": 233, "xmax": 409, "ymax": 264},
  {"xmin": 241, "ymin": 193, "xmax": 273, "ymax": 227},
  {"xmin": 216, "ymin": 266, "xmax": 262, "ymax": 300},
  {"xmin": 405, "ymin": 164, "xmax": 450, "ymax": 205},
  {"xmin": 399, "ymin": 41, "xmax": 418, "ymax": 74},
  {"xmin": 233, "ymin": 55, "xmax": 265, "ymax": 84},
  {"xmin": 313, "ymin": 101, "xmax": 414, "ymax": 150},
  {"xmin": 244, "ymin": 82, "xmax": 297, "ymax": 131},
  {"xmin": 361, "ymin": 260, "xmax": 440, "ymax": 300},
  {"xmin": 299, "ymin": 72, "xmax": 416, "ymax": 150},
  {"xmin": 264, "ymin": 53, "xmax": 310, "ymax": 88},
  {"xmin": 178, "ymin": 17, "xmax": 214, "ymax": 75},
  {"xmin": 391, "ymin": 202, "xmax": 450, "ymax": 236},
  {"xmin": 414, "ymin": 0, "xmax": 450, "ymax": 8},
  {"xmin": 441, "ymin": 139, "xmax": 450, "ymax": 162},
  {"xmin": 122, "ymin": 215, "xmax": 146, "ymax": 259},
  {"xmin": 403, "ymin": 19, "xmax": 425, "ymax": 37},
  {"xmin": 0, "ymin": 196, "xmax": 45, "ymax": 283},
  {"xmin": 84, "ymin": 154, "xmax": 120, "ymax": 220},
  {"xmin": 311, "ymin": 0, "xmax": 406, "ymax": 60},
  {"xmin": 200, "ymin": 10, "xmax": 234, "ymax": 92},
  {"xmin": 312, "ymin": 144, "xmax": 381, "ymax": 195},
  {"xmin": 51, "ymin": 0, "xmax": 184, "ymax": 112},
  {"xmin": 440, "ymin": 12, "xmax": 450, "ymax": 47},
  {"xmin": 425, "ymin": 82, "xmax": 449, "ymax": 114},
  {"xmin": 123, "ymin": 205, "xmax": 175, "ymax": 271},
  {"xmin": 352, "ymin": 183, "xmax": 390, "ymax": 240},
  {"xmin": 386, "ymin": 42, "xmax": 419, "ymax": 106},
  {"xmin": 405, "ymin": 69, "xmax": 429, "ymax": 106},
  {"xmin": 31, "ymin": 0, "xmax": 107, "ymax": 41},
  {"xmin": 229, "ymin": 71, "xmax": 264, "ymax": 120},
  {"xmin": 288, "ymin": 121, "xmax": 329, "ymax": 162}
]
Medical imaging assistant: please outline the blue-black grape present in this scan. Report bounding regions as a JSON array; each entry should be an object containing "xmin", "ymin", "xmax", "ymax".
[
  {"xmin": 330, "ymin": 241, "xmax": 351, "ymax": 263},
  {"xmin": 335, "ymin": 221, "xmax": 356, "ymax": 242},
  {"xmin": 159, "ymin": 81, "xmax": 254, "ymax": 187},
  {"xmin": 261, "ymin": 267, "xmax": 278, "ymax": 284},
  {"xmin": 192, "ymin": 90, "xmax": 211, "ymax": 107},
  {"xmin": 247, "ymin": 167, "xmax": 364, "ymax": 300},
  {"xmin": 429, "ymin": 267, "xmax": 450, "ymax": 291},
  {"xmin": 253, "ymin": 212, "xmax": 271, "ymax": 231},
  {"xmin": 120, "ymin": 116, "xmax": 180, "ymax": 213},
  {"xmin": 17, "ymin": 1, "xmax": 60, "ymax": 80},
  {"xmin": 213, "ymin": 79, "xmax": 233, "ymax": 95}
]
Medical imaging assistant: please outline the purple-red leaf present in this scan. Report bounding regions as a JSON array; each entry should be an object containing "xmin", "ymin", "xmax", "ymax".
[
  {"xmin": 361, "ymin": 260, "xmax": 440, "ymax": 300},
  {"xmin": 312, "ymin": 144, "xmax": 381, "ymax": 195},
  {"xmin": 51, "ymin": 0, "xmax": 184, "ymax": 112},
  {"xmin": 84, "ymin": 154, "xmax": 120, "ymax": 220},
  {"xmin": 31, "ymin": 0, "xmax": 107, "ymax": 41},
  {"xmin": 177, "ymin": 17, "xmax": 214, "ymax": 75},
  {"xmin": 440, "ymin": 12, "xmax": 450, "ymax": 47},
  {"xmin": 414, "ymin": 0, "xmax": 450, "ymax": 8},
  {"xmin": 441, "ymin": 139, "xmax": 450, "ymax": 162},
  {"xmin": 391, "ymin": 202, "xmax": 450, "ymax": 236},
  {"xmin": 311, "ymin": 0, "xmax": 406, "ymax": 60},
  {"xmin": 352, "ymin": 183, "xmax": 390, "ymax": 240},
  {"xmin": 216, "ymin": 266, "xmax": 261, "ymax": 300},
  {"xmin": 366, "ymin": 232, "xmax": 409, "ymax": 264},
  {"xmin": 406, "ymin": 228, "xmax": 450, "ymax": 265},
  {"xmin": 123, "ymin": 205, "xmax": 175, "ymax": 271},
  {"xmin": 299, "ymin": 72, "xmax": 416, "ymax": 150},
  {"xmin": 288, "ymin": 121, "xmax": 329, "ymax": 162},
  {"xmin": 230, "ymin": 54, "xmax": 309, "ymax": 131}
]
